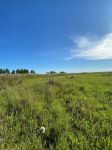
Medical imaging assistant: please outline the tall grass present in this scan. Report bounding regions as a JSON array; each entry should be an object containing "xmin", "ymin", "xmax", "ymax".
[{"xmin": 0, "ymin": 73, "xmax": 112, "ymax": 149}]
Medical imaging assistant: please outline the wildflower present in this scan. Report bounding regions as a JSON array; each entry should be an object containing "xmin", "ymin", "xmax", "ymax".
[{"xmin": 38, "ymin": 127, "xmax": 45, "ymax": 134}]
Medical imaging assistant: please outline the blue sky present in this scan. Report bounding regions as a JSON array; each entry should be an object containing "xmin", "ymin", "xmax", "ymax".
[{"xmin": 0, "ymin": 0, "xmax": 112, "ymax": 73}]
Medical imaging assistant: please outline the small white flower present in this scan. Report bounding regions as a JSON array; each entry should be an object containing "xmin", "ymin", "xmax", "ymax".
[{"xmin": 39, "ymin": 127, "xmax": 45, "ymax": 134}]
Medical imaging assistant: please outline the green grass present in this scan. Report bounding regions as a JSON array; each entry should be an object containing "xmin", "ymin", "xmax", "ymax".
[{"xmin": 0, "ymin": 73, "xmax": 112, "ymax": 150}]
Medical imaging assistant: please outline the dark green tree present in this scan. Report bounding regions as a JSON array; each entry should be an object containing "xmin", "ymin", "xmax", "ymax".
[
  {"xmin": 0, "ymin": 69, "xmax": 3, "ymax": 74},
  {"xmin": 59, "ymin": 71, "xmax": 66, "ymax": 74},
  {"xmin": 16, "ymin": 69, "xmax": 20, "ymax": 74},
  {"xmin": 50, "ymin": 71, "xmax": 57, "ymax": 74},
  {"xmin": 30, "ymin": 70, "xmax": 36, "ymax": 74},
  {"xmin": 5, "ymin": 68, "xmax": 10, "ymax": 74},
  {"xmin": 11, "ymin": 70, "xmax": 15, "ymax": 74}
]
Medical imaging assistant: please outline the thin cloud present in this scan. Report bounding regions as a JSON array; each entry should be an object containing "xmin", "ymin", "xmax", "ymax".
[{"xmin": 66, "ymin": 33, "xmax": 112, "ymax": 60}]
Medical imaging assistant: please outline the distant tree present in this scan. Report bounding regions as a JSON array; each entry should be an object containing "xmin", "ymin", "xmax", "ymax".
[
  {"xmin": 16, "ymin": 69, "xmax": 20, "ymax": 74},
  {"xmin": 59, "ymin": 71, "xmax": 66, "ymax": 74},
  {"xmin": 5, "ymin": 68, "xmax": 10, "ymax": 74},
  {"xmin": 16, "ymin": 69, "xmax": 29, "ymax": 74},
  {"xmin": 20, "ymin": 69, "xmax": 24, "ymax": 74},
  {"xmin": 0, "ymin": 68, "xmax": 35, "ymax": 75},
  {"xmin": 50, "ymin": 71, "xmax": 57, "ymax": 74},
  {"xmin": 46, "ymin": 72, "xmax": 50, "ymax": 74},
  {"xmin": 2, "ymin": 69, "xmax": 6, "ymax": 74},
  {"xmin": 0, "ymin": 69, "xmax": 3, "ymax": 74},
  {"xmin": 23, "ymin": 69, "xmax": 29, "ymax": 74},
  {"xmin": 11, "ymin": 70, "xmax": 15, "ymax": 74},
  {"xmin": 30, "ymin": 70, "xmax": 36, "ymax": 74},
  {"xmin": 0, "ymin": 68, "xmax": 10, "ymax": 74},
  {"xmin": 26, "ymin": 69, "xmax": 29, "ymax": 74}
]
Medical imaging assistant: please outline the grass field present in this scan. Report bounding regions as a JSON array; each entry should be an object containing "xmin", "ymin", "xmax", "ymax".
[{"xmin": 0, "ymin": 73, "xmax": 112, "ymax": 150}]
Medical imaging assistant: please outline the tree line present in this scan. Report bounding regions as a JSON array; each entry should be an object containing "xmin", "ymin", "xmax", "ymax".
[
  {"xmin": 0, "ymin": 68, "xmax": 66, "ymax": 75},
  {"xmin": 47, "ymin": 71, "xmax": 66, "ymax": 74},
  {"xmin": 0, "ymin": 68, "xmax": 36, "ymax": 74}
]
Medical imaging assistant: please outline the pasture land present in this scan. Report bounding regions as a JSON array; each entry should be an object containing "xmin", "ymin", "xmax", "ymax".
[{"xmin": 0, "ymin": 73, "xmax": 112, "ymax": 149}]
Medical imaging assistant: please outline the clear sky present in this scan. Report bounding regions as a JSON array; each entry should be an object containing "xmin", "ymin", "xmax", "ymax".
[{"xmin": 0, "ymin": 0, "xmax": 112, "ymax": 73}]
